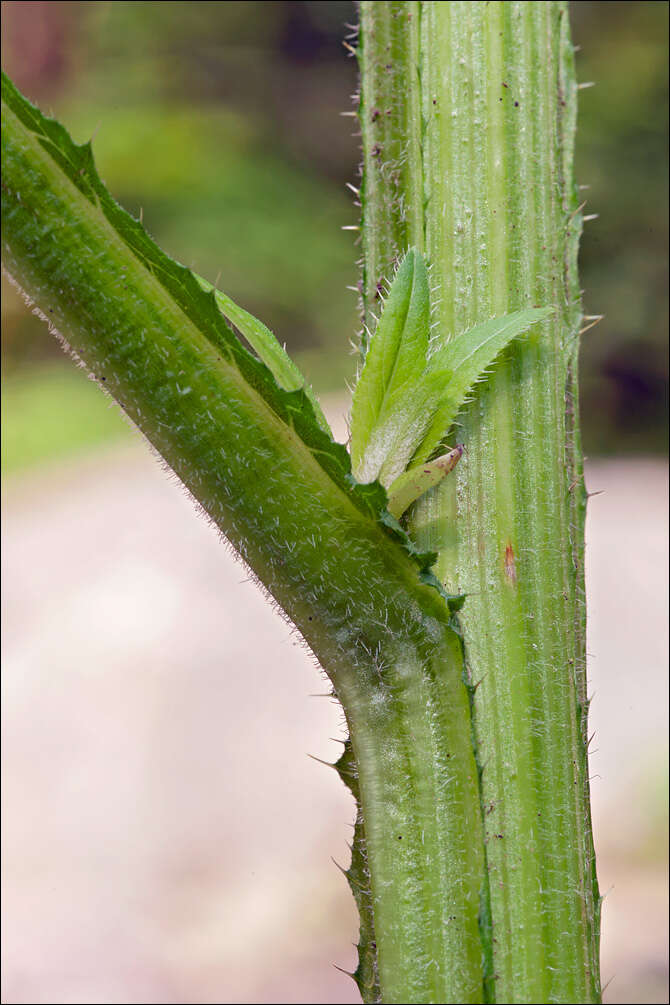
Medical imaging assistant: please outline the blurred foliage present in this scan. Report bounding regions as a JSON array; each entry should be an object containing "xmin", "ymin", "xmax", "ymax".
[
  {"xmin": 1, "ymin": 363, "xmax": 130, "ymax": 473},
  {"xmin": 1, "ymin": 2, "xmax": 361, "ymax": 372},
  {"xmin": 1, "ymin": 0, "xmax": 667, "ymax": 470},
  {"xmin": 571, "ymin": 2, "xmax": 668, "ymax": 454}
]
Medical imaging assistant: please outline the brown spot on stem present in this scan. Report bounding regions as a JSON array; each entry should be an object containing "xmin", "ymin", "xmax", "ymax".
[{"xmin": 504, "ymin": 543, "xmax": 517, "ymax": 584}]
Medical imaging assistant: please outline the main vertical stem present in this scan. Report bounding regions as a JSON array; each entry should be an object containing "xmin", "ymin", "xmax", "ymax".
[{"xmin": 358, "ymin": 3, "xmax": 600, "ymax": 1002}]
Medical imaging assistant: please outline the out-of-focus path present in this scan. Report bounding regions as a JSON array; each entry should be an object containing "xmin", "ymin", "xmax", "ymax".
[{"xmin": 2, "ymin": 396, "xmax": 667, "ymax": 1004}]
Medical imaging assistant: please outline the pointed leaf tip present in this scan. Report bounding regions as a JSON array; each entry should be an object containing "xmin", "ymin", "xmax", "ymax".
[
  {"xmin": 386, "ymin": 445, "xmax": 464, "ymax": 518},
  {"xmin": 351, "ymin": 248, "xmax": 432, "ymax": 483}
]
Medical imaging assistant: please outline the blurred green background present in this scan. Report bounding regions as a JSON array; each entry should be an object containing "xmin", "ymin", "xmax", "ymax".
[{"xmin": 1, "ymin": 0, "xmax": 668, "ymax": 473}]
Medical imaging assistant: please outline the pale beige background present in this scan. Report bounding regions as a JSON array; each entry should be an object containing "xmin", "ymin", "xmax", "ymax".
[{"xmin": 2, "ymin": 397, "xmax": 668, "ymax": 1004}]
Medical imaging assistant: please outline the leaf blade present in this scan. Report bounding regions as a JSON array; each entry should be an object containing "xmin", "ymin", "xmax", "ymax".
[
  {"xmin": 350, "ymin": 248, "xmax": 430, "ymax": 477},
  {"xmin": 412, "ymin": 307, "xmax": 553, "ymax": 462}
]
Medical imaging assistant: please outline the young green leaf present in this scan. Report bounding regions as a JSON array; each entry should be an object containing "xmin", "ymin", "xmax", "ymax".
[
  {"xmin": 194, "ymin": 272, "xmax": 331, "ymax": 434},
  {"xmin": 386, "ymin": 445, "xmax": 464, "ymax": 519},
  {"xmin": 350, "ymin": 247, "xmax": 552, "ymax": 492},
  {"xmin": 372, "ymin": 367, "xmax": 453, "ymax": 486},
  {"xmin": 411, "ymin": 307, "xmax": 553, "ymax": 464},
  {"xmin": 350, "ymin": 248, "xmax": 430, "ymax": 477}
]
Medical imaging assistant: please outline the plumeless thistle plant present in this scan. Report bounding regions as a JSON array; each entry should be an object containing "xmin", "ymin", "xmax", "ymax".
[{"xmin": 1, "ymin": 2, "xmax": 601, "ymax": 1002}]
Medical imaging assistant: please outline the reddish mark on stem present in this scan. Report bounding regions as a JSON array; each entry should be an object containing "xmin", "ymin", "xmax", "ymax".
[{"xmin": 504, "ymin": 542, "xmax": 517, "ymax": 584}]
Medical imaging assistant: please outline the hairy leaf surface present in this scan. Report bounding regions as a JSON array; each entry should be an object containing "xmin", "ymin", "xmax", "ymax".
[
  {"xmin": 412, "ymin": 307, "xmax": 553, "ymax": 463},
  {"xmin": 351, "ymin": 247, "xmax": 551, "ymax": 492},
  {"xmin": 350, "ymin": 249, "xmax": 430, "ymax": 477}
]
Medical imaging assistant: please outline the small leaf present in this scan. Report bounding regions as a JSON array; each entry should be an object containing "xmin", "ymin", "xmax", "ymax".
[
  {"xmin": 412, "ymin": 307, "xmax": 553, "ymax": 463},
  {"xmin": 350, "ymin": 249, "xmax": 551, "ymax": 494},
  {"xmin": 351, "ymin": 248, "xmax": 430, "ymax": 478},
  {"xmin": 375, "ymin": 368, "xmax": 451, "ymax": 486},
  {"xmin": 386, "ymin": 445, "xmax": 464, "ymax": 518}
]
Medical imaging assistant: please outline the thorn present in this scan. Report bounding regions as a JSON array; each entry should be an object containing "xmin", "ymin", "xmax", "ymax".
[
  {"xmin": 345, "ymin": 181, "xmax": 360, "ymax": 196},
  {"xmin": 342, "ymin": 40, "xmax": 357, "ymax": 57},
  {"xmin": 583, "ymin": 213, "xmax": 599, "ymax": 222},
  {"xmin": 569, "ymin": 200, "xmax": 587, "ymax": 220},
  {"xmin": 333, "ymin": 963, "xmax": 356, "ymax": 978},
  {"xmin": 341, "ymin": 225, "xmax": 360, "ymax": 232},
  {"xmin": 307, "ymin": 753, "xmax": 335, "ymax": 769},
  {"xmin": 578, "ymin": 81, "xmax": 596, "ymax": 89},
  {"xmin": 579, "ymin": 314, "xmax": 604, "ymax": 335},
  {"xmin": 340, "ymin": 110, "xmax": 357, "ymax": 118},
  {"xmin": 139, "ymin": 206, "xmax": 144, "ymax": 224},
  {"xmin": 578, "ymin": 184, "xmax": 591, "ymax": 191},
  {"xmin": 331, "ymin": 855, "xmax": 349, "ymax": 876}
]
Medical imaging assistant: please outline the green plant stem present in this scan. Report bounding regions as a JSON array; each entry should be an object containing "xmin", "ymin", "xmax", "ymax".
[
  {"xmin": 2, "ymin": 72, "xmax": 487, "ymax": 1005},
  {"xmin": 359, "ymin": 2, "xmax": 600, "ymax": 1002}
]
